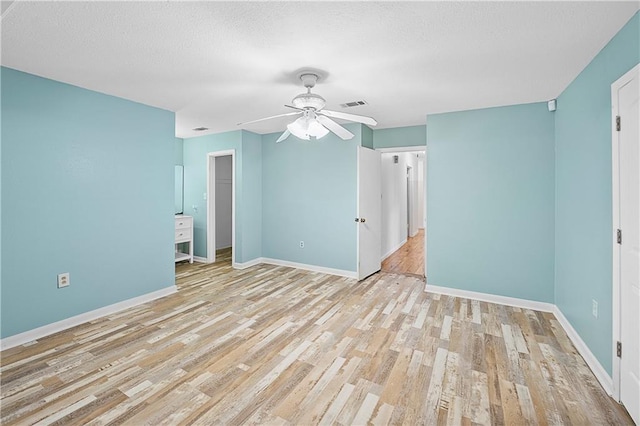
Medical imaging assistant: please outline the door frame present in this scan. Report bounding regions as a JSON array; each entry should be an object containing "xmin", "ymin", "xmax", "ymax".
[
  {"xmin": 206, "ymin": 150, "xmax": 235, "ymax": 264},
  {"xmin": 407, "ymin": 165, "xmax": 414, "ymax": 237},
  {"xmin": 376, "ymin": 146, "xmax": 427, "ymax": 277},
  {"xmin": 611, "ymin": 63, "xmax": 639, "ymax": 401}
]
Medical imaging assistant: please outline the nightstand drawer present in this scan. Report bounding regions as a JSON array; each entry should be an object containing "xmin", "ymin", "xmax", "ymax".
[
  {"xmin": 175, "ymin": 228, "xmax": 191, "ymax": 243},
  {"xmin": 175, "ymin": 217, "xmax": 192, "ymax": 229},
  {"xmin": 174, "ymin": 215, "xmax": 194, "ymax": 263}
]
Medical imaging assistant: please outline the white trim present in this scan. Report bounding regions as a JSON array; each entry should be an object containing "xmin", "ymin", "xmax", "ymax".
[
  {"xmin": 206, "ymin": 150, "xmax": 235, "ymax": 265},
  {"xmin": 356, "ymin": 146, "xmax": 361, "ymax": 279},
  {"xmin": 233, "ymin": 258, "xmax": 263, "ymax": 270},
  {"xmin": 230, "ymin": 256, "xmax": 357, "ymax": 277},
  {"xmin": 425, "ymin": 284, "xmax": 555, "ymax": 313},
  {"xmin": 376, "ymin": 146, "xmax": 426, "ymax": 153},
  {"xmin": 193, "ymin": 256, "xmax": 209, "ymax": 264},
  {"xmin": 0, "ymin": 286, "xmax": 177, "ymax": 351},
  {"xmin": 261, "ymin": 257, "xmax": 358, "ymax": 279},
  {"xmin": 425, "ymin": 282, "xmax": 614, "ymax": 396},
  {"xmin": 382, "ymin": 238, "xmax": 407, "ymax": 261},
  {"xmin": 553, "ymin": 306, "xmax": 613, "ymax": 396},
  {"xmin": 610, "ymin": 62, "xmax": 639, "ymax": 401}
]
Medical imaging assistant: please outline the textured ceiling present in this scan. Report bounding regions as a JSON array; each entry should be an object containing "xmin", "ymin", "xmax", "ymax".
[{"xmin": 2, "ymin": 1, "xmax": 638, "ymax": 138}]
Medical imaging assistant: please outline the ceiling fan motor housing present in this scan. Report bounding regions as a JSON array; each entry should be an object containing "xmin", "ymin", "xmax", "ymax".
[
  {"xmin": 291, "ymin": 92, "xmax": 326, "ymax": 110},
  {"xmin": 299, "ymin": 72, "xmax": 319, "ymax": 88}
]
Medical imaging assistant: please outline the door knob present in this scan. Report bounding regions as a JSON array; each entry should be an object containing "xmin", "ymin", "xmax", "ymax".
[{"xmin": 355, "ymin": 218, "xmax": 360, "ymax": 222}]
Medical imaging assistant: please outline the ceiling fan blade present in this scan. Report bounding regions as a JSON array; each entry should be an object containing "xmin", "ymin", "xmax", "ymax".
[
  {"xmin": 276, "ymin": 129, "xmax": 291, "ymax": 143},
  {"xmin": 319, "ymin": 109, "xmax": 377, "ymax": 126},
  {"xmin": 237, "ymin": 111, "xmax": 301, "ymax": 126},
  {"xmin": 316, "ymin": 115, "xmax": 355, "ymax": 140},
  {"xmin": 284, "ymin": 104, "xmax": 304, "ymax": 111}
]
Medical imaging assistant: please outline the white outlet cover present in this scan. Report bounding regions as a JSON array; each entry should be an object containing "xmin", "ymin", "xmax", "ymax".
[{"xmin": 57, "ymin": 273, "xmax": 70, "ymax": 288}]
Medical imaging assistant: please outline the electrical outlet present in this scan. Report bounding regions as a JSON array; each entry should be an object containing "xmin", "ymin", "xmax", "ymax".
[
  {"xmin": 299, "ymin": 241, "xmax": 304, "ymax": 249},
  {"xmin": 203, "ymin": 192, "xmax": 207, "ymax": 200},
  {"xmin": 57, "ymin": 273, "xmax": 70, "ymax": 288},
  {"xmin": 592, "ymin": 299, "xmax": 598, "ymax": 318}
]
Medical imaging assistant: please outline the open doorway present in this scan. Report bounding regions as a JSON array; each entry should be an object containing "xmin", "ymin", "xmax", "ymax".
[
  {"xmin": 206, "ymin": 150, "xmax": 235, "ymax": 264},
  {"xmin": 379, "ymin": 149, "xmax": 426, "ymax": 277}
]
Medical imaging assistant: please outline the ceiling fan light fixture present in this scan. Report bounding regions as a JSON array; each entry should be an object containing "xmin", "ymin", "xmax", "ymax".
[
  {"xmin": 287, "ymin": 113, "xmax": 329, "ymax": 140},
  {"xmin": 239, "ymin": 68, "xmax": 376, "ymax": 142},
  {"xmin": 308, "ymin": 119, "xmax": 329, "ymax": 138},
  {"xmin": 287, "ymin": 116, "xmax": 311, "ymax": 140}
]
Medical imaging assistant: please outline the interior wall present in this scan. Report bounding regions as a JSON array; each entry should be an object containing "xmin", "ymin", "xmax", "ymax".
[
  {"xmin": 174, "ymin": 138, "xmax": 183, "ymax": 165},
  {"xmin": 554, "ymin": 11, "xmax": 639, "ymax": 375},
  {"xmin": 426, "ymin": 102, "xmax": 555, "ymax": 303},
  {"xmin": 362, "ymin": 125, "xmax": 374, "ymax": 149},
  {"xmin": 261, "ymin": 123, "xmax": 361, "ymax": 272},
  {"xmin": 381, "ymin": 153, "xmax": 408, "ymax": 259},
  {"xmin": 417, "ymin": 153, "xmax": 426, "ymax": 228},
  {"xmin": 380, "ymin": 151, "xmax": 423, "ymax": 260},
  {"xmin": 215, "ymin": 156, "xmax": 232, "ymax": 249},
  {"xmin": 239, "ymin": 131, "xmax": 263, "ymax": 263},
  {"xmin": 407, "ymin": 153, "xmax": 420, "ymax": 237},
  {"xmin": 182, "ymin": 130, "xmax": 262, "ymax": 264},
  {"xmin": 0, "ymin": 67, "xmax": 176, "ymax": 339},
  {"xmin": 373, "ymin": 125, "xmax": 426, "ymax": 149}
]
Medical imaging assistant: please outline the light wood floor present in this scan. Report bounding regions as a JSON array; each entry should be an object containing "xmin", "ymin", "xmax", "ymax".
[
  {"xmin": 1, "ymin": 251, "xmax": 632, "ymax": 425},
  {"xmin": 382, "ymin": 229, "xmax": 425, "ymax": 276}
]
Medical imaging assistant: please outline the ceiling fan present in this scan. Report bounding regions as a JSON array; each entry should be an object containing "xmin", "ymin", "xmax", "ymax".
[{"xmin": 238, "ymin": 71, "xmax": 377, "ymax": 143}]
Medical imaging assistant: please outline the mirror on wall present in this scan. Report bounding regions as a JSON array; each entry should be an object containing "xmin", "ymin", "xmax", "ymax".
[{"xmin": 175, "ymin": 165, "xmax": 184, "ymax": 214}]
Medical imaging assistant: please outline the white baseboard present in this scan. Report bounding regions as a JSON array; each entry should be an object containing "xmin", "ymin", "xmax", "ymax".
[
  {"xmin": 425, "ymin": 283, "xmax": 613, "ymax": 396},
  {"xmin": 193, "ymin": 256, "xmax": 209, "ymax": 263},
  {"xmin": 382, "ymin": 239, "xmax": 407, "ymax": 261},
  {"xmin": 425, "ymin": 284, "xmax": 555, "ymax": 313},
  {"xmin": 261, "ymin": 257, "xmax": 358, "ymax": 279},
  {"xmin": 0, "ymin": 285, "xmax": 177, "ymax": 351},
  {"xmin": 200, "ymin": 255, "xmax": 356, "ymax": 280},
  {"xmin": 552, "ymin": 306, "xmax": 613, "ymax": 396},
  {"xmin": 233, "ymin": 257, "xmax": 263, "ymax": 270}
]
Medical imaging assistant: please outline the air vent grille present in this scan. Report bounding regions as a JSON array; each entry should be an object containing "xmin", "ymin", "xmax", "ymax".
[
  {"xmin": 193, "ymin": 127, "xmax": 209, "ymax": 131},
  {"xmin": 340, "ymin": 100, "xmax": 368, "ymax": 108}
]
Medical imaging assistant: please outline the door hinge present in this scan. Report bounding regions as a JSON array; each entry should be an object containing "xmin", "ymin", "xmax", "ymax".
[
  {"xmin": 617, "ymin": 229, "xmax": 622, "ymax": 244},
  {"xmin": 616, "ymin": 115, "xmax": 621, "ymax": 131},
  {"xmin": 617, "ymin": 341, "xmax": 622, "ymax": 358}
]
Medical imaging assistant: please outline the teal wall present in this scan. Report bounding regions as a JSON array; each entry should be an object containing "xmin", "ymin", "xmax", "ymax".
[
  {"xmin": 555, "ymin": 12, "xmax": 639, "ymax": 374},
  {"xmin": 261, "ymin": 123, "xmax": 360, "ymax": 272},
  {"xmin": 174, "ymin": 138, "xmax": 183, "ymax": 165},
  {"xmin": 240, "ymin": 131, "xmax": 263, "ymax": 262},
  {"xmin": 361, "ymin": 125, "xmax": 374, "ymax": 148},
  {"xmin": 427, "ymin": 103, "xmax": 555, "ymax": 302},
  {"xmin": 1, "ymin": 67, "xmax": 176, "ymax": 338},
  {"xmin": 374, "ymin": 125, "xmax": 426, "ymax": 149},
  {"xmin": 182, "ymin": 130, "xmax": 262, "ymax": 263}
]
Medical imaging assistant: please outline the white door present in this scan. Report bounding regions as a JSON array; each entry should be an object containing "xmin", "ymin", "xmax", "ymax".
[
  {"xmin": 614, "ymin": 64, "xmax": 640, "ymax": 425},
  {"xmin": 357, "ymin": 146, "xmax": 381, "ymax": 280}
]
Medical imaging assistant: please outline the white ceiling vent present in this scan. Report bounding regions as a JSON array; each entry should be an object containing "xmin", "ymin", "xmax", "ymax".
[{"xmin": 340, "ymin": 100, "xmax": 368, "ymax": 108}]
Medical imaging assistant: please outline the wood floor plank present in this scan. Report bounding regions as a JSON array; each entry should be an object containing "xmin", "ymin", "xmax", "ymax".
[
  {"xmin": 381, "ymin": 229, "xmax": 425, "ymax": 276},
  {"xmin": 0, "ymin": 251, "xmax": 633, "ymax": 425}
]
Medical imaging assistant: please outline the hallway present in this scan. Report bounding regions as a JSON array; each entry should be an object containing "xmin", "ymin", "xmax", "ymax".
[{"xmin": 381, "ymin": 229, "xmax": 424, "ymax": 276}]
